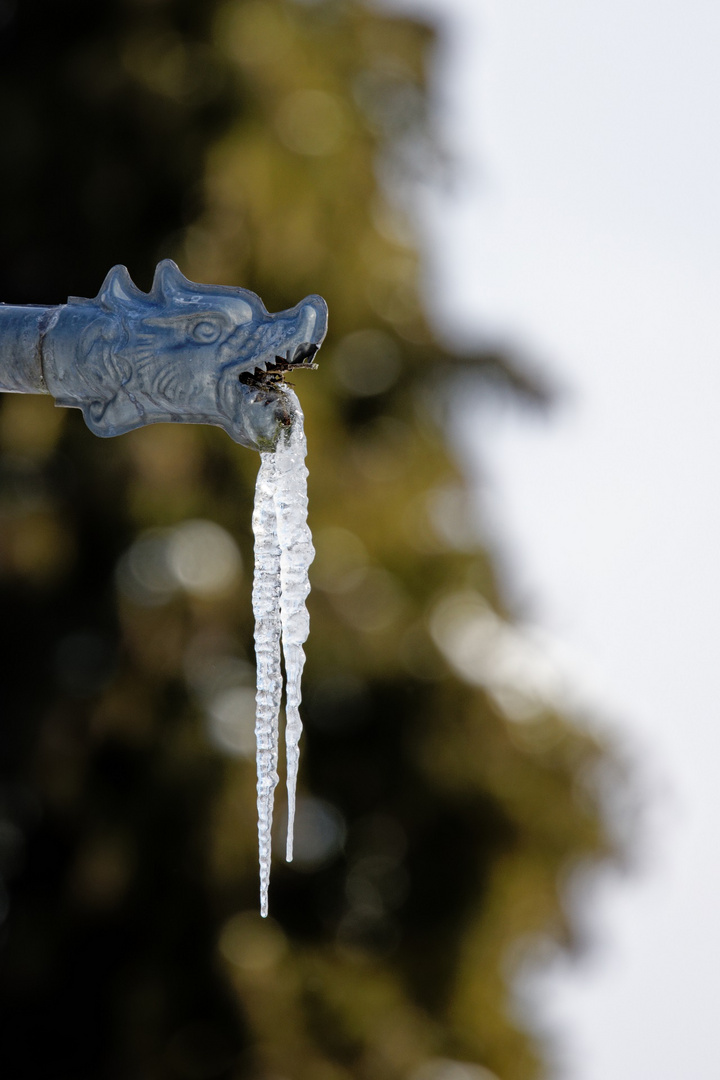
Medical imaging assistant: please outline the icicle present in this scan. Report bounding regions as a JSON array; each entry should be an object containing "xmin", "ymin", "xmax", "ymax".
[
  {"xmin": 251, "ymin": 450, "xmax": 283, "ymax": 919},
  {"xmin": 251, "ymin": 393, "xmax": 314, "ymax": 914},
  {"xmin": 274, "ymin": 410, "xmax": 313, "ymax": 862}
]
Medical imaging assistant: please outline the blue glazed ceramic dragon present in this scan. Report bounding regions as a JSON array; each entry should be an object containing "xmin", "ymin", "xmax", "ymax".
[{"xmin": 0, "ymin": 260, "xmax": 328, "ymax": 451}]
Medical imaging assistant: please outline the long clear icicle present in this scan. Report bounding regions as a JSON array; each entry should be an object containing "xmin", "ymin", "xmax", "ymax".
[
  {"xmin": 251, "ymin": 450, "xmax": 283, "ymax": 919},
  {"xmin": 251, "ymin": 397, "xmax": 314, "ymax": 915}
]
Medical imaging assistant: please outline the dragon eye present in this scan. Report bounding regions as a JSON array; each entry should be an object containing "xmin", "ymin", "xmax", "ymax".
[{"xmin": 191, "ymin": 320, "xmax": 222, "ymax": 343}]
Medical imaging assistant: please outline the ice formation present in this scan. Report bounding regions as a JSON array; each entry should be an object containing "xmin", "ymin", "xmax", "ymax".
[{"xmin": 251, "ymin": 398, "xmax": 314, "ymax": 917}]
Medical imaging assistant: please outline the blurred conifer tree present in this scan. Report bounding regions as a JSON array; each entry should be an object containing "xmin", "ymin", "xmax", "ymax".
[{"xmin": 0, "ymin": 2, "xmax": 620, "ymax": 1078}]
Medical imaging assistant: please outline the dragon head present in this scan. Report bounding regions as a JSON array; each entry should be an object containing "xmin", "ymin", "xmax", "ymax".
[{"xmin": 43, "ymin": 260, "xmax": 328, "ymax": 451}]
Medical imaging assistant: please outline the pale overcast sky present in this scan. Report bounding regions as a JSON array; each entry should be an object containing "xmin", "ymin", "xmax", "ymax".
[{"xmin": 386, "ymin": 0, "xmax": 720, "ymax": 1077}]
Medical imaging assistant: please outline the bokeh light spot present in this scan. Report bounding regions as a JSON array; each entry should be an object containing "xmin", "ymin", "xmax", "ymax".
[
  {"xmin": 429, "ymin": 591, "xmax": 569, "ymax": 718},
  {"xmin": 333, "ymin": 329, "xmax": 402, "ymax": 397},
  {"xmin": 218, "ymin": 911, "xmax": 287, "ymax": 972},
  {"xmin": 275, "ymin": 796, "xmax": 346, "ymax": 870},
  {"xmin": 116, "ymin": 530, "xmax": 175, "ymax": 606},
  {"xmin": 206, "ymin": 686, "xmax": 256, "ymax": 758},
  {"xmin": 117, "ymin": 520, "xmax": 241, "ymax": 606},
  {"xmin": 166, "ymin": 519, "xmax": 241, "ymax": 598}
]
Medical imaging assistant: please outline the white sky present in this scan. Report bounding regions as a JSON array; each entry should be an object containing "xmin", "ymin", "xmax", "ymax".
[{"xmin": 386, "ymin": 0, "xmax": 720, "ymax": 1077}]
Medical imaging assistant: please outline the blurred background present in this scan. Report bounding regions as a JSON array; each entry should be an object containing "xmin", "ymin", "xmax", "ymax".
[{"xmin": 0, "ymin": 1, "xmax": 640, "ymax": 1078}]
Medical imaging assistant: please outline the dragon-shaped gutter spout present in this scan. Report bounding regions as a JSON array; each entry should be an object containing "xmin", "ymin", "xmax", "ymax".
[
  {"xmin": 0, "ymin": 259, "xmax": 327, "ymax": 915},
  {"xmin": 0, "ymin": 259, "xmax": 328, "ymax": 451}
]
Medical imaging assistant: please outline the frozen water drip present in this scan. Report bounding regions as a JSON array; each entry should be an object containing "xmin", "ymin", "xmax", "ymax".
[{"xmin": 251, "ymin": 398, "xmax": 314, "ymax": 917}]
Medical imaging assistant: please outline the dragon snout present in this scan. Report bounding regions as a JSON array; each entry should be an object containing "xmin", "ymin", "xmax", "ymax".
[
  {"xmin": 219, "ymin": 292, "xmax": 328, "ymax": 451},
  {"xmin": 275, "ymin": 294, "xmax": 328, "ymax": 368},
  {"xmin": 238, "ymin": 294, "xmax": 328, "ymax": 388}
]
